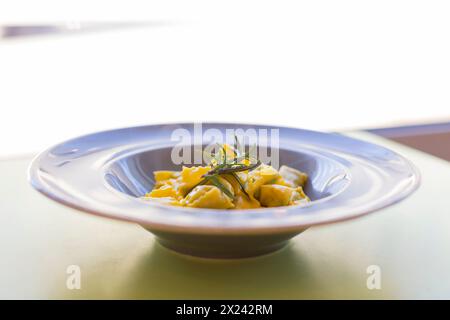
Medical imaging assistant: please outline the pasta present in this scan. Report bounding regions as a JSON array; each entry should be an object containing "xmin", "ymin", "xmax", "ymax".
[{"xmin": 143, "ymin": 144, "xmax": 310, "ymax": 209}]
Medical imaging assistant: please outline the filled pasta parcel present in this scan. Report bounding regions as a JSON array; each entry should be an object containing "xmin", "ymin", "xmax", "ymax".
[{"xmin": 143, "ymin": 142, "xmax": 310, "ymax": 209}]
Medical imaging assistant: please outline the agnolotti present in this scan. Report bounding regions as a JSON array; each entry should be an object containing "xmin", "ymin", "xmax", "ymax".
[{"xmin": 144, "ymin": 143, "xmax": 310, "ymax": 210}]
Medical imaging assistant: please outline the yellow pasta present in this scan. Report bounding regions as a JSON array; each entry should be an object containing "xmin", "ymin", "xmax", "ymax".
[{"xmin": 144, "ymin": 143, "xmax": 310, "ymax": 209}]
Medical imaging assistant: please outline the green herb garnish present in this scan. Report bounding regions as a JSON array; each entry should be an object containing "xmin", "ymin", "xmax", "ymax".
[
  {"xmin": 185, "ymin": 137, "xmax": 261, "ymax": 199},
  {"xmin": 229, "ymin": 172, "xmax": 250, "ymax": 198},
  {"xmin": 208, "ymin": 175, "xmax": 234, "ymax": 199}
]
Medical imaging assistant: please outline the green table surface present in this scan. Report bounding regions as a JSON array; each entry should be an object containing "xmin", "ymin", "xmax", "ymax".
[{"xmin": 1, "ymin": 132, "xmax": 449, "ymax": 299}]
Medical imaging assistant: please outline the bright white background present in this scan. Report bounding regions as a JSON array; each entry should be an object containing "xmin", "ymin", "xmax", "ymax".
[{"xmin": 1, "ymin": 0, "xmax": 449, "ymax": 157}]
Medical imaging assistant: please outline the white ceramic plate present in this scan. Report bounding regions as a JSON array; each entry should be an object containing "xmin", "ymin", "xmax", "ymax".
[{"xmin": 29, "ymin": 123, "xmax": 420, "ymax": 258}]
